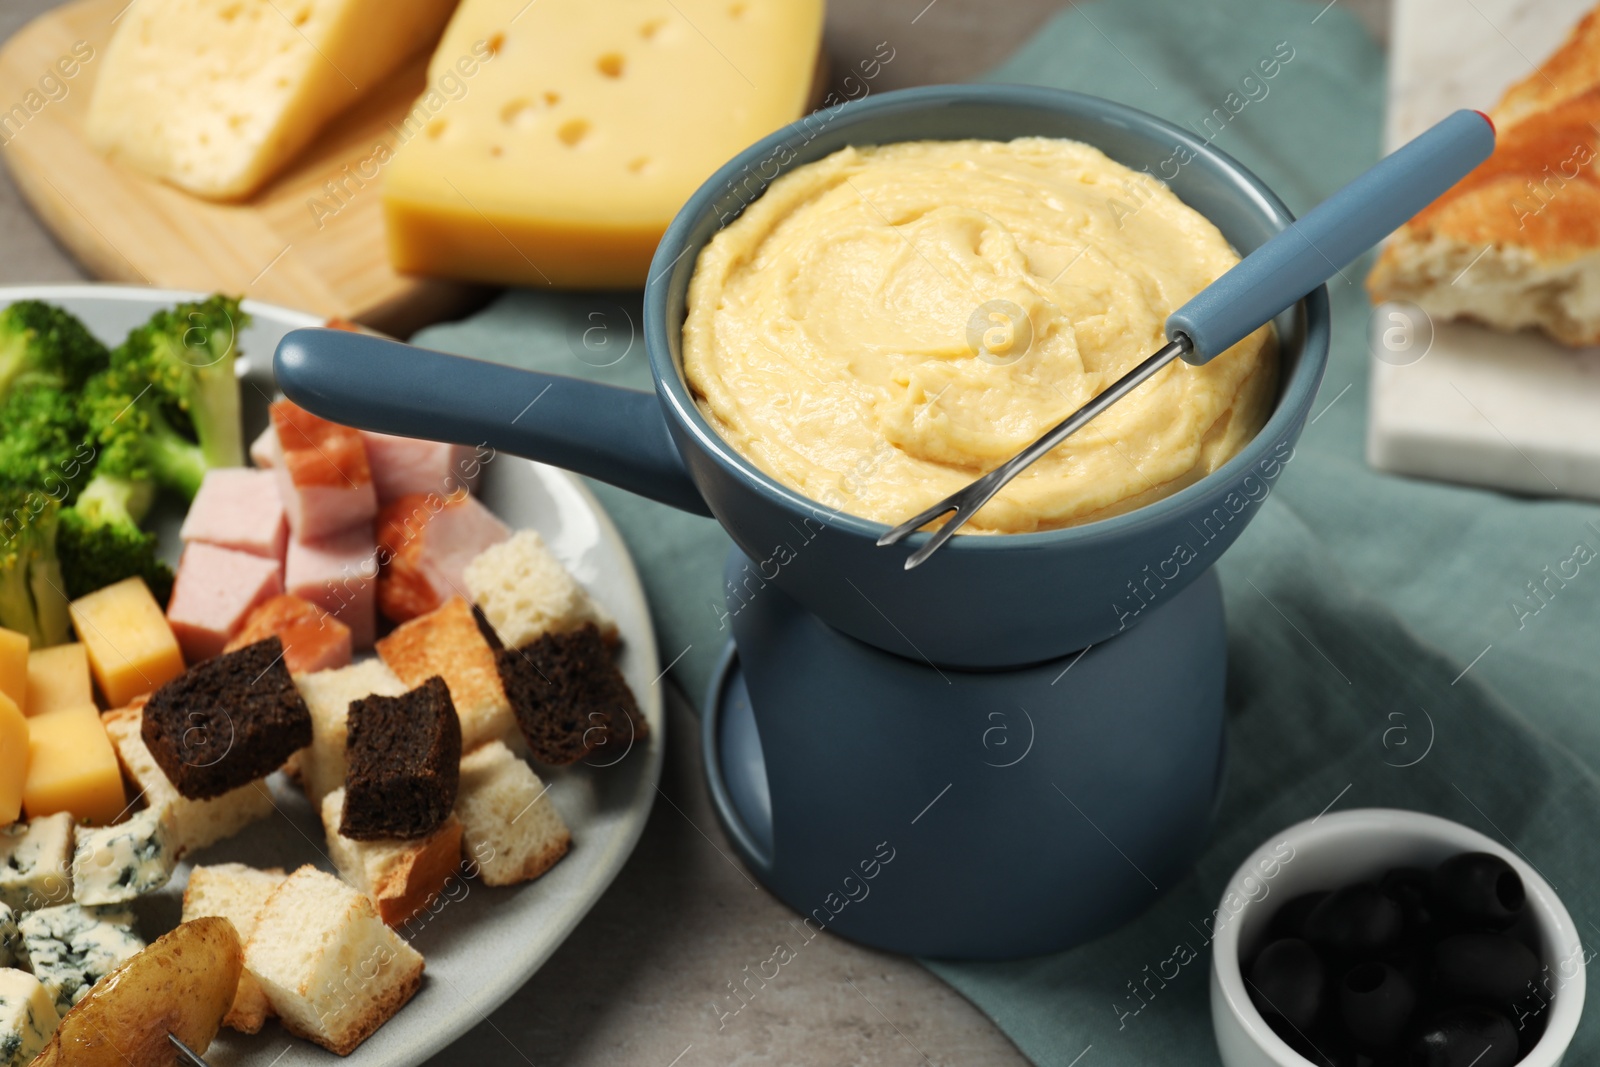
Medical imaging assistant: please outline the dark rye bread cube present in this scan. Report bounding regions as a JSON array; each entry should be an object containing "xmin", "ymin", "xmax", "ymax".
[
  {"xmin": 498, "ymin": 623, "xmax": 647, "ymax": 767},
  {"xmin": 142, "ymin": 636, "xmax": 312, "ymax": 800},
  {"xmin": 341, "ymin": 676, "xmax": 462, "ymax": 840}
]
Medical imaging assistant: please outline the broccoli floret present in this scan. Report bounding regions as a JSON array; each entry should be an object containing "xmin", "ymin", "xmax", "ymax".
[
  {"xmin": 0, "ymin": 300, "xmax": 110, "ymax": 397},
  {"xmin": 0, "ymin": 485, "xmax": 71, "ymax": 647},
  {"xmin": 57, "ymin": 473, "xmax": 172, "ymax": 602},
  {"xmin": 80, "ymin": 366, "xmax": 208, "ymax": 500},
  {"xmin": 113, "ymin": 294, "xmax": 247, "ymax": 470},
  {"xmin": 0, "ymin": 382, "xmax": 95, "ymax": 504}
]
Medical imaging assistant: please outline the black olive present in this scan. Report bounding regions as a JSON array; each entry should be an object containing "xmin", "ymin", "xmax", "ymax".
[
  {"xmin": 1248, "ymin": 937, "xmax": 1326, "ymax": 1033},
  {"xmin": 1380, "ymin": 866, "xmax": 1437, "ymax": 934},
  {"xmin": 1503, "ymin": 903, "xmax": 1544, "ymax": 957},
  {"xmin": 1432, "ymin": 932, "xmax": 1541, "ymax": 1007},
  {"xmin": 1383, "ymin": 942, "xmax": 1429, "ymax": 996},
  {"xmin": 1430, "ymin": 853, "xmax": 1524, "ymax": 932},
  {"xmin": 1269, "ymin": 891, "xmax": 1332, "ymax": 942},
  {"xmin": 1305, "ymin": 883, "xmax": 1405, "ymax": 958},
  {"xmin": 1409, "ymin": 1005, "xmax": 1519, "ymax": 1067},
  {"xmin": 1516, "ymin": 1001, "xmax": 1549, "ymax": 1059},
  {"xmin": 1339, "ymin": 961, "xmax": 1416, "ymax": 1051}
]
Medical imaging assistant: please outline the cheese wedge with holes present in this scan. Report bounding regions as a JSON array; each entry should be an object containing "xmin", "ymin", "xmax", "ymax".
[
  {"xmin": 383, "ymin": 0, "xmax": 826, "ymax": 287},
  {"xmin": 86, "ymin": 0, "xmax": 460, "ymax": 200}
]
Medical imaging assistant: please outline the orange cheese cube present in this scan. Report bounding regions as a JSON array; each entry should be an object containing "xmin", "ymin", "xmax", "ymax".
[
  {"xmin": 23, "ymin": 704, "xmax": 125, "ymax": 825},
  {"xmin": 0, "ymin": 627, "xmax": 27, "ymax": 714},
  {"xmin": 69, "ymin": 579, "xmax": 186, "ymax": 708},
  {"xmin": 25, "ymin": 643, "xmax": 93, "ymax": 717},
  {"xmin": 0, "ymin": 691, "xmax": 26, "ymax": 824}
]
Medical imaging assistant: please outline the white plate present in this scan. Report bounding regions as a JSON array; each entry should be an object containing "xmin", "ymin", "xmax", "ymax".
[{"xmin": 0, "ymin": 284, "xmax": 664, "ymax": 1067}]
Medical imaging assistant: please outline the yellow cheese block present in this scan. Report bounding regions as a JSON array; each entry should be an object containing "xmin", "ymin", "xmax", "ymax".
[
  {"xmin": 86, "ymin": 0, "xmax": 460, "ymax": 200},
  {"xmin": 383, "ymin": 0, "xmax": 825, "ymax": 288},
  {"xmin": 0, "ymin": 691, "xmax": 27, "ymax": 825},
  {"xmin": 25, "ymin": 643, "xmax": 93, "ymax": 718},
  {"xmin": 23, "ymin": 704, "xmax": 126, "ymax": 825},
  {"xmin": 0, "ymin": 627, "xmax": 27, "ymax": 714},
  {"xmin": 69, "ymin": 579, "xmax": 186, "ymax": 709}
]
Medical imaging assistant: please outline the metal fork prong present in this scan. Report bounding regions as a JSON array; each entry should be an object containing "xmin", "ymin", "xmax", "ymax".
[
  {"xmin": 169, "ymin": 1033, "xmax": 215, "ymax": 1067},
  {"xmin": 880, "ymin": 335, "xmax": 1193, "ymax": 568},
  {"xmin": 877, "ymin": 500, "xmax": 960, "ymax": 546},
  {"xmin": 903, "ymin": 509, "xmax": 971, "ymax": 570}
]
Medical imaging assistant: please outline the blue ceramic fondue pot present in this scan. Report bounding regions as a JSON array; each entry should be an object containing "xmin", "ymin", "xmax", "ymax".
[{"xmin": 275, "ymin": 84, "xmax": 1330, "ymax": 668}]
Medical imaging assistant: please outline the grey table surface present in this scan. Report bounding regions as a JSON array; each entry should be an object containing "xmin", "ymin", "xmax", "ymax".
[{"xmin": 0, "ymin": 1, "xmax": 1388, "ymax": 1063}]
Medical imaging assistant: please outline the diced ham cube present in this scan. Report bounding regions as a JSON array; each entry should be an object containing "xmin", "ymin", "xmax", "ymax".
[
  {"xmin": 360, "ymin": 431, "xmax": 484, "ymax": 502},
  {"xmin": 285, "ymin": 523, "xmax": 378, "ymax": 650},
  {"xmin": 377, "ymin": 491, "xmax": 511, "ymax": 624},
  {"xmin": 166, "ymin": 542, "xmax": 285, "ymax": 662},
  {"xmin": 249, "ymin": 425, "xmax": 278, "ymax": 469},
  {"xmin": 270, "ymin": 400, "xmax": 377, "ymax": 541},
  {"xmin": 225, "ymin": 594, "xmax": 352, "ymax": 674},
  {"xmin": 179, "ymin": 467, "xmax": 288, "ymax": 561}
]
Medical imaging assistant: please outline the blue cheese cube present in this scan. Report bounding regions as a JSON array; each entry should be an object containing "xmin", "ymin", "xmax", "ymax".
[
  {"xmin": 17, "ymin": 904, "xmax": 143, "ymax": 1015},
  {"xmin": 0, "ymin": 968, "xmax": 58, "ymax": 1067},
  {"xmin": 71, "ymin": 808, "xmax": 178, "ymax": 906},
  {"xmin": 0, "ymin": 814, "xmax": 73, "ymax": 913},
  {"xmin": 0, "ymin": 906, "xmax": 16, "ymax": 968}
]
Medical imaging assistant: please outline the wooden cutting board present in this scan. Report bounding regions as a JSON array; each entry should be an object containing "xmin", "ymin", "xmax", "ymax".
[
  {"xmin": 1368, "ymin": 0, "xmax": 1600, "ymax": 502},
  {"xmin": 0, "ymin": 0, "xmax": 489, "ymax": 336}
]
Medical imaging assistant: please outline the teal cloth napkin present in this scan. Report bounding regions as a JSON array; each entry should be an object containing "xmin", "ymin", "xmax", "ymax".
[{"xmin": 414, "ymin": 0, "xmax": 1600, "ymax": 1061}]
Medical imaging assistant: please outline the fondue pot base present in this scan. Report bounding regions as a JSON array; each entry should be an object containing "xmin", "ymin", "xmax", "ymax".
[{"xmin": 701, "ymin": 550, "xmax": 1229, "ymax": 961}]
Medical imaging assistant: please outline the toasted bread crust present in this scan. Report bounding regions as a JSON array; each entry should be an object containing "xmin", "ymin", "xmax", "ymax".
[
  {"xmin": 1495, "ymin": 7, "xmax": 1600, "ymax": 128},
  {"xmin": 372, "ymin": 819, "xmax": 464, "ymax": 926},
  {"xmin": 1369, "ymin": 88, "xmax": 1600, "ymax": 326}
]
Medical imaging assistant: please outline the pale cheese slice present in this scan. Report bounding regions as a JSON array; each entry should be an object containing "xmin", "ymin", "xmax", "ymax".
[
  {"xmin": 86, "ymin": 0, "xmax": 460, "ymax": 200},
  {"xmin": 383, "ymin": 0, "xmax": 826, "ymax": 288}
]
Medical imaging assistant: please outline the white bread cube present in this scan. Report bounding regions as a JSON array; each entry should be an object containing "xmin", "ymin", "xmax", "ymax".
[
  {"xmin": 246, "ymin": 866, "xmax": 424, "ymax": 1056},
  {"xmin": 101, "ymin": 703, "xmax": 272, "ymax": 856},
  {"xmin": 319, "ymin": 789, "xmax": 463, "ymax": 927},
  {"xmin": 455, "ymin": 741, "xmax": 570, "ymax": 887},
  {"xmin": 182, "ymin": 863, "xmax": 287, "ymax": 1034},
  {"xmin": 464, "ymin": 531, "xmax": 615, "ymax": 650},
  {"xmin": 292, "ymin": 660, "xmax": 408, "ymax": 805}
]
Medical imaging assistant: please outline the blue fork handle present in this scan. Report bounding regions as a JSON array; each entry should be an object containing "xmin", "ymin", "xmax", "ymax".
[{"xmin": 1170, "ymin": 108, "xmax": 1494, "ymax": 364}]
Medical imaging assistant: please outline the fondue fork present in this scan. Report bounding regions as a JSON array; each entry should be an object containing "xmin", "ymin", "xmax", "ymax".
[{"xmin": 879, "ymin": 108, "xmax": 1496, "ymax": 569}]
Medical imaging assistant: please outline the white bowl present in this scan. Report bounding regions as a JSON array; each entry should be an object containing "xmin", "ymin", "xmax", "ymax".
[{"xmin": 1210, "ymin": 808, "xmax": 1584, "ymax": 1067}]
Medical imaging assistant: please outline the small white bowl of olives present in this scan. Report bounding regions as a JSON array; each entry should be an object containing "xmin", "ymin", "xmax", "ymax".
[{"xmin": 1210, "ymin": 809, "xmax": 1584, "ymax": 1067}]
